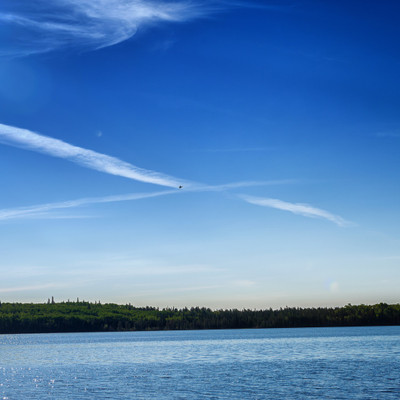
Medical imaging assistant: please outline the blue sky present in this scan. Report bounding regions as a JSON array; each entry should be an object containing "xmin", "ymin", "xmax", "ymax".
[{"xmin": 0, "ymin": 0, "xmax": 399, "ymax": 308}]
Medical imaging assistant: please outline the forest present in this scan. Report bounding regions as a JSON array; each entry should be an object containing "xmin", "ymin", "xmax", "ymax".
[{"xmin": 0, "ymin": 301, "xmax": 399, "ymax": 334}]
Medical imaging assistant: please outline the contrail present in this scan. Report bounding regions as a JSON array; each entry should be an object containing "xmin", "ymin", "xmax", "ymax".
[
  {"xmin": 1, "ymin": 124, "xmax": 343, "ymax": 225},
  {"xmin": 0, "ymin": 190, "xmax": 177, "ymax": 221},
  {"xmin": 240, "ymin": 195, "xmax": 350, "ymax": 226},
  {"xmin": 191, "ymin": 180, "xmax": 297, "ymax": 192},
  {"xmin": 0, "ymin": 181, "xmax": 294, "ymax": 221},
  {"xmin": 0, "ymin": 122, "xmax": 187, "ymax": 188}
]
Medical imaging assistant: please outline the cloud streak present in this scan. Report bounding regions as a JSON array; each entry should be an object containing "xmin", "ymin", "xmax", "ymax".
[
  {"xmin": 0, "ymin": 283, "xmax": 60, "ymax": 293},
  {"xmin": 0, "ymin": 122, "xmax": 186, "ymax": 188},
  {"xmin": 0, "ymin": 183, "xmax": 350, "ymax": 227},
  {"xmin": 191, "ymin": 179, "xmax": 297, "ymax": 192},
  {"xmin": 0, "ymin": 121, "xmax": 347, "ymax": 226},
  {"xmin": 0, "ymin": 190, "xmax": 178, "ymax": 221},
  {"xmin": 0, "ymin": 181, "xmax": 293, "ymax": 221},
  {"xmin": 240, "ymin": 195, "xmax": 350, "ymax": 226},
  {"xmin": 0, "ymin": 0, "xmax": 215, "ymax": 56},
  {"xmin": 201, "ymin": 147, "xmax": 272, "ymax": 153}
]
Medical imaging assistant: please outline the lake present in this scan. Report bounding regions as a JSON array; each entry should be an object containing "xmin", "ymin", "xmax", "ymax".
[{"xmin": 1, "ymin": 326, "xmax": 399, "ymax": 399}]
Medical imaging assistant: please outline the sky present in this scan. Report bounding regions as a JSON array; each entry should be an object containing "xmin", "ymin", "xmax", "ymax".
[{"xmin": 0, "ymin": 0, "xmax": 399, "ymax": 309}]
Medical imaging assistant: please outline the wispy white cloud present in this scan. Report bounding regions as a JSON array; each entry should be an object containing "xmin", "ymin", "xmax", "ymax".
[
  {"xmin": 133, "ymin": 284, "xmax": 223, "ymax": 296},
  {"xmin": 0, "ymin": 283, "xmax": 60, "ymax": 293},
  {"xmin": 1, "ymin": 261, "xmax": 218, "ymax": 280},
  {"xmin": 201, "ymin": 147, "xmax": 272, "ymax": 153},
  {"xmin": 0, "ymin": 190, "xmax": 177, "ymax": 221},
  {"xmin": 0, "ymin": 0, "xmax": 216, "ymax": 56},
  {"xmin": 191, "ymin": 179, "xmax": 297, "ymax": 192},
  {"xmin": 0, "ymin": 180, "xmax": 294, "ymax": 221},
  {"xmin": 231, "ymin": 279, "xmax": 256, "ymax": 288},
  {"xmin": 0, "ymin": 122, "xmax": 187, "ymax": 188},
  {"xmin": 240, "ymin": 195, "xmax": 350, "ymax": 226},
  {"xmin": 80, "ymin": 264, "xmax": 217, "ymax": 278},
  {"xmin": 0, "ymin": 123, "xmax": 342, "ymax": 225}
]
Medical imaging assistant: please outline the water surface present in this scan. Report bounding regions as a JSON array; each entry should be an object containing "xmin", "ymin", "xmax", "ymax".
[{"xmin": 1, "ymin": 326, "xmax": 399, "ymax": 399}]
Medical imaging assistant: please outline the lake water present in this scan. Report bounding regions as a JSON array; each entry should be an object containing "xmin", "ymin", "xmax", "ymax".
[{"xmin": 1, "ymin": 326, "xmax": 399, "ymax": 399}]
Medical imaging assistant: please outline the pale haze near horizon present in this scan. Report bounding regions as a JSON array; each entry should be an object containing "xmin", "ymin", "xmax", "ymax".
[{"xmin": 0, "ymin": 0, "xmax": 399, "ymax": 309}]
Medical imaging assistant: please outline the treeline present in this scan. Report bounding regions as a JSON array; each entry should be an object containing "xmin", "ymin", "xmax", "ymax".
[{"xmin": 0, "ymin": 301, "xmax": 399, "ymax": 334}]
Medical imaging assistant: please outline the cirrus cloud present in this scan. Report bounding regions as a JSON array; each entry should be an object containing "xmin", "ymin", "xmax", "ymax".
[
  {"xmin": 0, "ymin": 0, "xmax": 216, "ymax": 57},
  {"xmin": 240, "ymin": 195, "xmax": 350, "ymax": 226}
]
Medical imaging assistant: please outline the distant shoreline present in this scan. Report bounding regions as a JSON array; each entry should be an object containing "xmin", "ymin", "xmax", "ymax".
[{"xmin": 1, "ymin": 302, "xmax": 399, "ymax": 335}]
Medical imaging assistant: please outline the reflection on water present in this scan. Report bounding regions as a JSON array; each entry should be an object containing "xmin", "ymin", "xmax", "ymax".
[{"xmin": 1, "ymin": 326, "xmax": 400, "ymax": 399}]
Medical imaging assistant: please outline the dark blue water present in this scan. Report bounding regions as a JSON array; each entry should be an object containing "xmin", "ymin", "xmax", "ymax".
[{"xmin": 1, "ymin": 326, "xmax": 399, "ymax": 399}]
